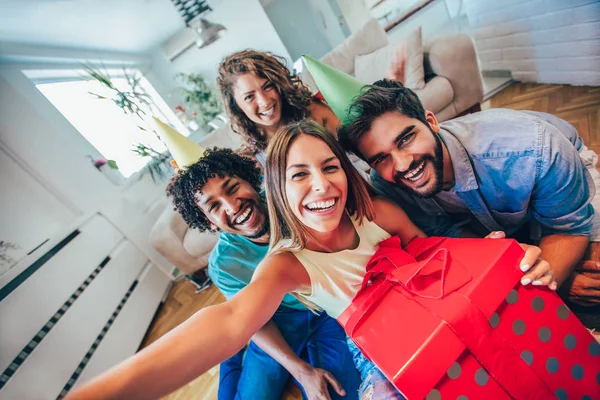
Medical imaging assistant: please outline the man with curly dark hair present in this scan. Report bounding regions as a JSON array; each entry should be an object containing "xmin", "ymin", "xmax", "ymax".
[
  {"xmin": 167, "ymin": 147, "xmax": 265, "ymax": 236},
  {"xmin": 166, "ymin": 147, "xmax": 360, "ymax": 400}
]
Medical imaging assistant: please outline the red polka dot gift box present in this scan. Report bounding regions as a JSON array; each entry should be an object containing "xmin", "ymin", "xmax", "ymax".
[{"xmin": 337, "ymin": 236, "xmax": 600, "ymax": 399}]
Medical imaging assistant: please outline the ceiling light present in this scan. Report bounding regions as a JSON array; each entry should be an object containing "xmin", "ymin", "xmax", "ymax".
[
  {"xmin": 166, "ymin": 0, "xmax": 227, "ymax": 58},
  {"xmin": 194, "ymin": 17, "xmax": 227, "ymax": 48}
]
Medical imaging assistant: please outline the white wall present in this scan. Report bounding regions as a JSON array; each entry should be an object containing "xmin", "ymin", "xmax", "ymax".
[
  {"xmin": 148, "ymin": 0, "xmax": 291, "ymax": 110},
  {"xmin": 337, "ymin": 0, "xmax": 371, "ymax": 33},
  {"xmin": 0, "ymin": 64, "xmax": 173, "ymax": 276},
  {"xmin": 465, "ymin": 0, "xmax": 600, "ymax": 85},
  {"xmin": 0, "ymin": 68, "xmax": 118, "ymax": 215},
  {"xmin": 387, "ymin": 0, "xmax": 458, "ymax": 44},
  {"xmin": 262, "ymin": 0, "xmax": 339, "ymax": 61}
]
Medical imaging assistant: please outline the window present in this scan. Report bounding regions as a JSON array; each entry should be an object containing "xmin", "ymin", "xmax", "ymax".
[{"xmin": 32, "ymin": 69, "xmax": 186, "ymax": 179}]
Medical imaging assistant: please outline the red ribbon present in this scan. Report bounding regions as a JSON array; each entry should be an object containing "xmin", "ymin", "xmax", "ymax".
[
  {"xmin": 340, "ymin": 237, "xmax": 554, "ymax": 399},
  {"xmin": 343, "ymin": 236, "xmax": 471, "ymax": 338}
]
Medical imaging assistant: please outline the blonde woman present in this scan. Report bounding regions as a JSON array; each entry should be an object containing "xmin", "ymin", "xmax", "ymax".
[{"xmin": 65, "ymin": 122, "xmax": 550, "ymax": 400}]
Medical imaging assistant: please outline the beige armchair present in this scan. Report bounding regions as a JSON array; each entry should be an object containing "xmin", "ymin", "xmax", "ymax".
[
  {"xmin": 300, "ymin": 18, "xmax": 484, "ymax": 122},
  {"xmin": 423, "ymin": 32, "xmax": 484, "ymax": 121},
  {"xmin": 149, "ymin": 206, "xmax": 218, "ymax": 275}
]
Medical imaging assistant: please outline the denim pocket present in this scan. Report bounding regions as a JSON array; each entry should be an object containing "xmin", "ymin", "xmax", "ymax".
[{"xmin": 490, "ymin": 208, "xmax": 528, "ymax": 228}]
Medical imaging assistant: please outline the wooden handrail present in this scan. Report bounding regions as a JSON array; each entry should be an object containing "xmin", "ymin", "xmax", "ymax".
[{"xmin": 383, "ymin": 0, "xmax": 436, "ymax": 32}]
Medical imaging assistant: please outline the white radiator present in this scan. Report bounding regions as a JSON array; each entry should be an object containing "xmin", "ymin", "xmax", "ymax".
[{"xmin": 0, "ymin": 213, "xmax": 171, "ymax": 400}]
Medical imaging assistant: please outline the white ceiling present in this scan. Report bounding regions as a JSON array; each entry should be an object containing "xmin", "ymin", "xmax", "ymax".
[{"xmin": 0, "ymin": 0, "xmax": 189, "ymax": 55}]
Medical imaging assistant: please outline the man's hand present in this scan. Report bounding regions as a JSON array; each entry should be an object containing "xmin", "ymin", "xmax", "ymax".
[
  {"xmin": 249, "ymin": 321, "xmax": 346, "ymax": 399},
  {"xmin": 559, "ymin": 261, "xmax": 600, "ymax": 306},
  {"xmin": 292, "ymin": 362, "xmax": 346, "ymax": 400}
]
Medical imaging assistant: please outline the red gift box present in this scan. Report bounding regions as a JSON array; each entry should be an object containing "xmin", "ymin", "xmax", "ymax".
[{"xmin": 337, "ymin": 237, "xmax": 600, "ymax": 399}]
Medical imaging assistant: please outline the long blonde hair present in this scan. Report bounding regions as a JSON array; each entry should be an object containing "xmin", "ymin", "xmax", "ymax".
[{"xmin": 265, "ymin": 120, "xmax": 375, "ymax": 253}]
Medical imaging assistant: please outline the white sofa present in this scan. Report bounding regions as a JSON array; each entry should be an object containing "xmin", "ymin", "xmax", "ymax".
[{"xmin": 301, "ymin": 18, "xmax": 484, "ymax": 121}]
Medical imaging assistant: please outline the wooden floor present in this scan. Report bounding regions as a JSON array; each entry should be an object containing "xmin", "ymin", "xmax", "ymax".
[
  {"xmin": 481, "ymin": 82, "xmax": 600, "ymax": 156},
  {"xmin": 142, "ymin": 82, "xmax": 600, "ymax": 400},
  {"xmin": 140, "ymin": 280, "xmax": 303, "ymax": 400},
  {"xmin": 140, "ymin": 281, "xmax": 226, "ymax": 400}
]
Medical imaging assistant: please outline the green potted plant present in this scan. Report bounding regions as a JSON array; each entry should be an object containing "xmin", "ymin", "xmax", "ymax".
[
  {"xmin": 82, "ymin": 64, "xmax": 171, "ymax": 182},
  {"xmin": 176, "ymin": 72, "xmax": 223, "ymax": 125}
]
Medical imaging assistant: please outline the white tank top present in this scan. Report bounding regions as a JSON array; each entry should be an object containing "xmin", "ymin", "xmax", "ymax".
[{"xmin": 292, "ymin": 215, "xmax": 391, "ymax": 318}]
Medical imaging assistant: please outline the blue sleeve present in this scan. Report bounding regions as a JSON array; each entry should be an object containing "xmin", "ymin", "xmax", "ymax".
[
  {"xmin": 207, "ymin": 247, "xmax": 247, "ymax": 301},
  {"xmin": 519, "ymin": 111, "xmax": 583, "ymax": 149},
  {"xmin": 532, "ymin": 121, "xmax": 595, "ymax": 236},
  {"xmin": 370, "ymin": 171, "xmax": 463, "ymax": 238}
]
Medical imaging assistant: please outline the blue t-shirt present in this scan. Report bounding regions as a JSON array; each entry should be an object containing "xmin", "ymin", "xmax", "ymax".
[{"xmin": 207, "ymin": 232, "xmax": 306, "ymax": 310}]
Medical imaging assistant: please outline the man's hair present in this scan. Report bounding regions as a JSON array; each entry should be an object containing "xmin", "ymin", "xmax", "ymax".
[
  {"xmin": 166, "ymin": 147, "xmax": 262, "ymax": 232},
  {"xmin": 339, "ymin": 79, "xmax": 428, "ymax": 158},
  {"xmin": 216, "ymin": 49, "xmax": 313, "ymax": 156}
]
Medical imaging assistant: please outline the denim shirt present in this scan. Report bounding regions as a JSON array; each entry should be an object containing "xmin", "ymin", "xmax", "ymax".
[{"xmin": 372, "ymin": 109, "xmax": 596, "ymax": 240}]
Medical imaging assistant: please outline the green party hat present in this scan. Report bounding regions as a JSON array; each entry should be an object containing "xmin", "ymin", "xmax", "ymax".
[
  {"xmin": 153, "ymin": 117, "xmax": 205, "ymax": 169},
  {"xmin": 302, "ymin": 55, "xmax": 368, "ymax": 125}
]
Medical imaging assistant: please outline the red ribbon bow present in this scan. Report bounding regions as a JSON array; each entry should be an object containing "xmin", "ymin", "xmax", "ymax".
[{"xmin": 342, "ymin": 236, "xmax": 473, "ymax": 337}]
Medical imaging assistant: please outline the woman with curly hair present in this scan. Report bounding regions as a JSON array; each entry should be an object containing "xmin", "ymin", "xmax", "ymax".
[{"xmin": 216, "ymin": 49, "xmax": 341, "ymax": 161}]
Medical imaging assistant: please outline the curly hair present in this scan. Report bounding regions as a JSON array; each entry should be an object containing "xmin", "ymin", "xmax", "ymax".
[
  {"xmin": 217, "ymin": 49, "xmax": 313, "ymax": 155},
  {"xmin": 166, "ymin": 147, "xmax": 262, "ymax": 232}
]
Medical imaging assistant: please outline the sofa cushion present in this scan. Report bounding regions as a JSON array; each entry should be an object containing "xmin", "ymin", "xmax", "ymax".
[
  {"xmin": 183, "ymin": 228, "xmax": 219, "ymax": 267},
  {"xmin": 404, "ymin": 26, "xmax": 425, "ymax": 90},
  {"xmin": 413, "ymin": 75, "xmax": 454, "ymax": 114},
  {"xmin": 353, "ymin": 42, "xmax": 406, "ymax": 85},
  {"xmin": 321, "ymin": 18, "xmax": 389, "ymax": 76},
  {"xmin": 352, "ymin": 25, "xmax": 424, "ymax": 91}
]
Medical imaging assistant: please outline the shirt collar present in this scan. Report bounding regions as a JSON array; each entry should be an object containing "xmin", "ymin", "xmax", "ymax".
[{"xmin": 438, "ymin": 128, "xmax": 479, "ymax": 192}]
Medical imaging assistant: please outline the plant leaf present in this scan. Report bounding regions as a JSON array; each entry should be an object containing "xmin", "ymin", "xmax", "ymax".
[{"xmin": 107, "ymin": 160, "xmax": 119, "ymax": 169}]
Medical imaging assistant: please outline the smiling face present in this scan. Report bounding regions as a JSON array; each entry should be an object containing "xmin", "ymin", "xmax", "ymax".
[
  {"xmin": 284, "ymin": 134, "xmax": 348, "ymax": 233},
  {"xmin": 233, "ymin": 73, "xmax": 282, "ymax": 134},
  {"xmin": 195, "ymin": 175, "xmax": 268, "ymax": 239},
  {"xmin": 357, "ymin": 110, "xmax": 446, "ymax": 198}
]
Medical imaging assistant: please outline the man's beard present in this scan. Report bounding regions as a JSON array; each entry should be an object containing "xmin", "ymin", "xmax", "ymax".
[
  {"xmin": 245, "ymin": 216, "xmax": 270, "ymax": 240},
  {"xmin": 393, "ymin": 132, "xmax": 444, "ymax": 199}
]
